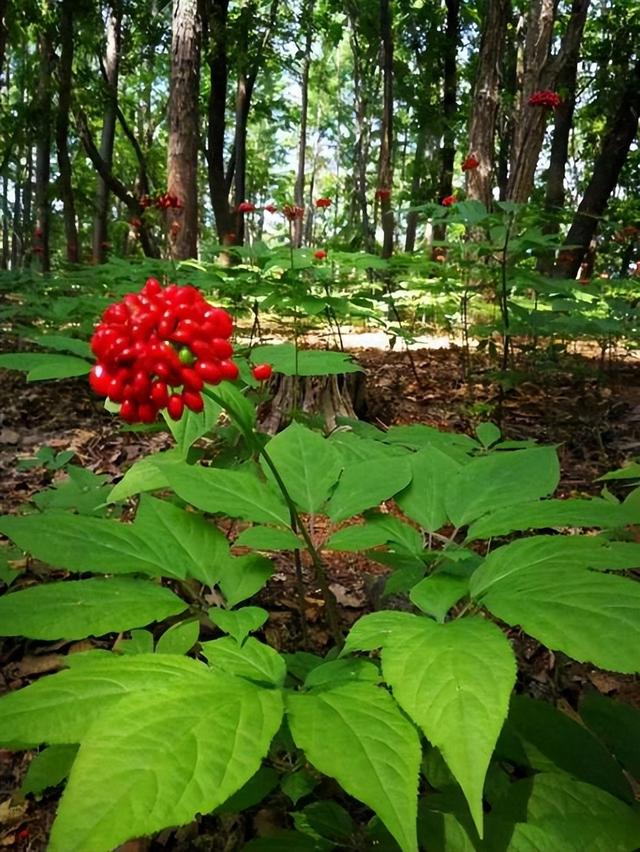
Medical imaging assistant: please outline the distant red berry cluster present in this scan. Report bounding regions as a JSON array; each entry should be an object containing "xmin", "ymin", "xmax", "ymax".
[
  {"xmin": 314, "ymin": 249, "xmax": 327, "ymax": 260},
  {"xmin": 461, "ymin": 154, "xmax": 479, "ymax": 171},
  {"xmin": 237, "ymin": 201, "xmax": 256, "ymax": 213},
  {"xmin": 528, "ymin": 90, "xmax": 561, "ymax": 108},
  {"xmin": 315, "ymin": 197, "xmax": 332, "ymax": 209},
  {"xmin": 282, "ymin": 204, "xmax": 305, "ymax": 222},
  {"xmin": 139, "ymin": 193, "xmax": 183, "ymax": 210},
  {"xmin": 375, "ymin": 187, "xmax": 391, "ymax": 201},
  {"xmin": 441, "ymin": 194, "xmax": 456, "ymax": 207},
  {"xmin": 89, "ymin": 278, "xmax": 238, "ymax": 424}
]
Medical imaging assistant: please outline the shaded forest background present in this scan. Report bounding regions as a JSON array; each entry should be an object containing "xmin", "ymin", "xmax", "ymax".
[{"xmin": 0, "ymin": 0, "xmax": 638, "ymax": 281}]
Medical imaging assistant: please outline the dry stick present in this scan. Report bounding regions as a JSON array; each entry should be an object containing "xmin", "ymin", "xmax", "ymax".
[{"xmin": 384, "ymin": 279, "xmax": 421, "ymax": 385}]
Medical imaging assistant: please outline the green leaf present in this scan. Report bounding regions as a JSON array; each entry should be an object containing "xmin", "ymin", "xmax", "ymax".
[
  {"xmin": 341, "ymin": 611, "xmax": 420, "ymax": 656},
  {"xmin": 283, "ymin": 651, "xmax": 324, "ymax": 682},
  {"xmin": 471, "ymin": 536, "xmax": 640, "ymax": 672},
  {"xmin": 0, "ymin": 577, "xmax": 187, "ymax": 641},
  {"xmin": 31, "ymin": 335, "xmax": 92, "ymax": 359},
  {"xmin": 161, "ymin": 392, "xmax": 221, "ymax": 458},
  {"xmin": 48, "ymin": 671, "xmax": 283, "ymax": 852},
  {"xmin": 304, "ymin": 658, "xmax": 380, "ymax": 689},
  {"xmin": 0, "ymin": 544, "xmax": 24, "ymax": 587},
  {"xmin": 134, "ymin": 495, "xmax": 230, "ymax": 586},
  {"xmin": 467, "ymin": 497, "xmax": 636, "ymax": 540},
  {"xmin": 599, "ymin": 462, "xmax": 640, "ymax": 481},
  {"xmin": 107, "ymin": 449, "xmax": 179, "ymax": 503},
  {"xmin": 488, "ymin": 773, "xmax": 640, "ymax": 852},
  {"xmin": 409, "ymin": 573, "xmax": 469, "ymax": 622},
  {"xmin": 395, "ymin": 446, "xmax": 461, "ymax": 533},
  {"xmin": 216, "ymin": 765, "xmax": 280, "ymax": 814},
  {"xmin": 201, "ymin": 636, "xmax": 286, "ymax": 687},
  {"xmin": 293, "ymin": 800, "xmax": 355, "ymax": 843},
  {"xmin": 205, "ymin": 380, "xmax": 256, "ymax": 433},
  {"xmin": 0, "ymin": 508, "xmax": 188, "ymax": 580},
  {"xmin": 155, "ymin": 619, "xmax": 200, "ymax": 655},
  {"xmin": 209, "ymin": 606, "xmax": 269, "ymax": 644},
  {"xmin": 445, "ymin": 447, "xmax": 560, "ymax": 528},
  {"xmin": 580, "ymin": 694, "xmax": 640, "ymax": 780},
  {"xmin": 218, "ymin": 553, "xmax": 274, "ymax": 607},
  {"xmin": 381, "ymin": 616, "xmax": 516, "ymax": 835},
  {"xmin": 0, "ymin": 352, "xmax": 91, "ymax": 380},
  {"xmin": 251, "ymin": 344, "xmax": 362, "ymax": 376},
  {"xmin": 261, "ymin": 422, "xmax": 343, "ymax": 513},
  {"xmin": 21, "ymin": 745, "xmax": 78, "ymax": 795},
  {"xmin": 234, "ymin": 525, "xmax": 303, "ymax": 551},
  {"xmin": 155, "ymin": 460, "xmax": 290, "ymax": 525},
  {"xmin": 326, "ymin": 514, "xmax": 422, "ymax": 554},
  {"xmin": 281, "ymin": 769, "xmax": 319, "ymax": 805},
  {"xmin": 286, "ymin": 682, "xmax": 421, "ymax": 852},
  {"xmin": 475, "ymin": 422, "xmax": 501, "ymax": 448},
  {"xmin": 0, "ymin": 654, "xmax": 212, "ymax": 746},
  {"xmin": 113, "ymin": 628, "xmax": 154, "ymax": 655},
  {"xmin": 327, "ymin": 458, "xmax": 412, "ymax": 522},
  {"xmin": 243, "ymin": 834, "xmax": 328, "ymax": 851},
  {"xmin": 499, "ymin": 695, "xmax": 633, "ymax": 803}
]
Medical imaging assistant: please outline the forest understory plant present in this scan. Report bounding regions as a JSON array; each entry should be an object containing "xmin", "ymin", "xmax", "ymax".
[{"xmin": 0, "ymin": 279, "xmax": 639, "ymax": 851}]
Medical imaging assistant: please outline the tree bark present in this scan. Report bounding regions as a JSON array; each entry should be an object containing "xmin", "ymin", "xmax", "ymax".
[
  {"xmin": 555, "ymin": 60, "xmax": 640, "ymax": 279},
  {"xmin": 56, "ymin": 0, "xmax": 80, "ymax": 263},
  {"xmin": 349, "ymin": 21, "xmax": 374, "ymax": 251},
  {"xmin": 167, "ymin": 0, "xmax": 201, "ymax": 259},
  {"xmin": 203, "ymin": 0, "xmax": 233, "ymax": 242},
  {"xmin": 34, "ymin": 24, "xmax": 53, "ymax": 272},
  {"xmin": 92, "ymin": 2, "xmax": 122, "ymax": 264},
  {"xmin": 377, "ymin": 0, "xmax": 394, "ymax": 259},
  {"xmin": 404, "ymin": 126, "xmax": 426, "ymax": 252},
  {"xmin": 293, "ymin": 0, "xmax": 314, "ymax": 247},
  {"xmin": 433, "ymin": 0, "xmax": 459, "ymax": 240},
  {"xmin": 466, "ymin": 0, "xmax": 510, "ymax": 207}
]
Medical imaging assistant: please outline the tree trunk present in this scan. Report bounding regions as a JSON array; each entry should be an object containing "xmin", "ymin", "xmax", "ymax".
[
  {"xmin": 377, "ymin": 0, "xmax": 394, "ymax": 259},
  {"xmin": 404, "ymin": 126, "xmax": 426, "ymax": 252},
  {"xmin": 350, "ymin": 26, "xmax": 374, "ymax": 251},
  {"xmin": 1, "ymin": 174, "xmax": 8, "ymax": 269},
  {"xmin": 167, "ymin": 0, "xmax": 201, "ymax": 259},
  {"xmin": 56, "ymin": 0, "xmax": 80, "ymax": 263},
  {"xmin": 203, "ymin": 0, "xmax": 233, "ymax": 242},
  {"xmin": 555, "ymin": 60, "xmax": 640, "ymax": 279},
  {"xmin": 433, "ymin": 0, "xmax": 459, "ymax": 240},
  {"xmin": 11, "ymin": 157, "xmax": 22, "ymax": 268},
  {"xmin": 293, "ymin": 0, "xmax": 314, "ymax": 247},
  {"xmin": 22, "ymin": 146, "xmax": 32, "ymax": 266},
  {"xmin": 466, "ymin": 0, "xmax": 510, "ymax": 207},
  {"xmin": 0, "ymin": 0, "xmax": 7, "ymax": 87},
  {"xmin": 92, "ymin": 3, "xmax": 122, "ymax": 264},
  {"xmin": 34, "ymin": 25, "xmax": 53, "ymax": 273}
]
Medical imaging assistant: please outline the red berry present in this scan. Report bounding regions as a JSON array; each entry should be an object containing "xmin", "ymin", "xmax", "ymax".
[
  {"xmin": 209, "ymin": 338, "xmax": 233, "ymax": 359},
  {"xmin": 150, "ymin": 381, "xmax": 169, "ymax": 408},
  {"xmin": 183, "ymin": 390, "xmax": 204, "ymax": 413},
  {"xmin": 89, "ymin": 364, "xmax": 111, "ymax": 396},
  {"xmin": 120, "ymin": 399, "xmax": 138, "ymax": 423},
  {"xmin": 143, "ymin": 277, "xmax": 162, "ymax": 296},
  {"xmin": 167, "ymin": 394, "xmax": 184, "ymax": 420},
  {"xmin": 195, "ymin": 360, "xmax": 223, "ymax": 383},
  {"xmin": 138, "ymin": 402, "xmax": 157, "ymax": 424},
  {"xmin": 219, "ymin": 360, "xmax": 239, "ymax": 381},
  {"xmin": 181, "ymin": 367, "xmax": 204, "ymax": 392},
  {"xmin": 252, "ymin": 363, "xmax": 273, "ymax": 381},
  {"xmin": 203, "ymin": 308, "xmax": 233, "ymax": 339}
]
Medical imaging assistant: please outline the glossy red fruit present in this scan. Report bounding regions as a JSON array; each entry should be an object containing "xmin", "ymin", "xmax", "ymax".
[
  {"xmin": 89, "ymin": 364, "xmax": 112, "ymax": 396},
  {"xmin": 143, "ymin": 277, "xmax": 162, "ymax": 296},
  {"xmin": 204, "ymin": 308, "xmax": 233, "ymax": 339},
  {"xmin": 167, "ymin": 394, "xmax": 184, "ymax": 420},
  {"xmin": 252, "ymin": 363, "xmax": 273, "ymax": 381},
  {"xmin": 120, "ymin": 399, "xmax": 138, "ymax": 423},
  {"xmin": 150, "ymin": 381, "xmax": 169, "ymax": 408},
  {"xmin": 219, "ymin": 360, "xmax": 239, "ymax": 380},
  {"xmin": 138, "ymin": 402, "xmax": 157, "ymax": 424},
  {"xmin": 183, "ymin": 390, "xmax": 204, "ymax": 413},
  {"xmin": 107, "ymin": 376, "xmax": 126, "ymax": 403},
  {"xmin": 209, "ymin": 338, "xmax": 233, "ymax": 359},
  {"xmin": 195, "ymin": 360, "xmax": 223, "ymax": 383},
  {"xmin": 181, "ymin": 367, "xmax": 204, "ymax": 392}
]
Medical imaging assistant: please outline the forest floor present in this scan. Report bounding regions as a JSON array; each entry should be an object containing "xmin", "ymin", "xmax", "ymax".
[{"xmin": 1, "ymin": 339, "xmax": 640, "ymax": 850}]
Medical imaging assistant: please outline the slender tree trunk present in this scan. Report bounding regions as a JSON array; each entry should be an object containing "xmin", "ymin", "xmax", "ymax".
[
  {"xmin": 0, "ymin": 0, "xmax": 7, "ymax": 87},
  {"xmin": 203, "ymin": 0, "xmax": 232, "ymax": 242},
  {"xmin": 167, "ymin": 0, "xmax": 201, "ymax": 259},
  {"xmin": 466, "ymin": 0, "xmax": 510, "ymax": 207},
  {"xmin": 404, "ymin": 125, "xmax": 426, "ymax": 252},
  {"xmin": 293, "ymin": 0, "xmax": 314, "ymax": 247},
  {"xmin": 92, "ymin": 3, "xmax": 122, "ymax": 264},
  {"xmin": 56, "ymin": 0, "xmax": 79, "ymax": 263},
  {"xmin": 34, "ymin": 25, "xmax": 53, "ymax": 272},
  {"xmin": 555, "ymin": 60, "xmax": 640, "ymax": 279},
  {"xmin": 1, "ymin": 174, "xmax": 8, "ymax": 269},
  {"xmin": 350, "ymin": 27, "xmax": 374, "ymax": 251},
  {"xmin": 11, "ymin": 159, "xmax": 22, "ymax": 268},
  {"xmin": 22, "ymin": 146, "xmax": 32, "ymax": 266},
  {"xmin": 378, "ymin": 0, "xmax": 394, "ymax": 259},
  {"xmin": 434, "ymin": 0, "xmax": 459, "ymax": 240}
]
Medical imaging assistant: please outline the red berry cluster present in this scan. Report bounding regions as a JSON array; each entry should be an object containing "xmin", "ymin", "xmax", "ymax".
[
  {"xmin": 461, "ymin": 154, "xmax": 479, "ymax": 171},
  {"xmin": 441, "ymin": 194, "xmax": 456, "ymax": 207},
  {"xmin": 528, "ymin": 90, "xmax": 561, "ymax": 108},
  {"xmin": 282, "ymin": 204, "xmax": 305, "ymax": 222},
  {"xmin": 375, "ymin": 187, "xmax": 391, "ymax": 201},
  {"xmin": 89, "ymin": 278, "xmax": 238, "ymax": 424},
  {"xmin": 139, "ymin": 193, "xmax": 183, "ymax": 210},
  {"xmin": 315, "ymin": 197, "xmax": 332, "ymax": 209},
  {"xmin": 237, "ymin": 201, "xmax": 256, "ymax": 213},
  {"xmin": 314, "ymin": 249, "xmax": 327, "ymax": 260}
]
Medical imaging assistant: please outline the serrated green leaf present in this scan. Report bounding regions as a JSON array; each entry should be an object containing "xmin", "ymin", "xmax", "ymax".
[
  {"xmin": 107, "ymin": 449, "xmax": 179, "ymax": 503},
  {"xmin": 471, "ymin": 536, "xmax": 640, "ymax": 672},
  {"xmin": 234, "ymin": 525, "xmax": 302, "ymax": 551},
  {"xmin": 293, "ymin": 800, "xmax": 355, "ymax": 843},
  {"xmin": 395, "ymin": 446, "xmax": 461, "ymax": 533},
  {"xmin": 201, "ymin": 636, "xmax": 286, "ymax": 687},
  {"xmin": 498, "ymin": 695, "xmax": 632, "ymax": 803},
  {"xmin": 209, "ymin": 606, "xmax": 268, "ymax": 644},
  {"xmin": 21, "ymin": 745, "xmax": 78, "ymax": 795},
  {"xmin": 409, "ymin": 573, "xmax": 468, "ymax": 622},
  {"xmin": 205, "ymin": 380, "xmax": 256, "ymax": 432},
  {"xmin": 218, "ymin": 553, "xmax": 274, "ymax": 607},
  {"xmin": 304, "ymin": 658, "xmax": 380, "ymax": 688},
  {"xmin": 154, "ymin": 460, "xmax": 290, "ymax": 525},
  {"xmin": 0, "ymin": 654, "xmax": 211, "ymax": 746},
  {"xmin": 0, "ymin": 577, "xmax": 187, "ymax": 641},
  {"xmin": 445, "ymin": 447, "xmax": 560, "ymax": 528},
  {"xmin": 49, "ymin": 671, "xmax": 283, "ymax": 852},
  {"xmin": 326, "ymin": 514, "xmax": 422, "ymax": 554},
  {"xmin": 467, "ymin": 497, "xmax": 636, "ymax": 540},
  {"xmin": 381, "ymin": 616, "xmax": 516, "ymax": 836},
  {"xmin": 155, "ymin": 619, "xmax": 200, "ymax": 655},
  {"xmin": 161, "ymin": 392, "xmax": 221, "ymax": 457},
  {"xmin": 327, "ymin": 458, "xmax": 412, "ymax": 522},
  {"xmin": 580, "ymin": 694, "xmax": 640, "ymax": 780},
  {"xmin": 251, "ymin": 344, "xmax": 362, "ymax": 376},
  {"xmin": 341, "ymin": 610, "xmax": 420, "ymax": 656},
  {"xmin": 281, "ymin": 769, "xmax": 319, "ymax": 805},
  {"xmin": 261, "ymin": 422, "xmax": 342, "ymax": 513},
  {"xmin": 286, "ymin": 682, "xmax": 420, "ymax": 852},
  {"xmin": 216, "ymin": 765, "xmax": 280, "ymax": 814}
]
